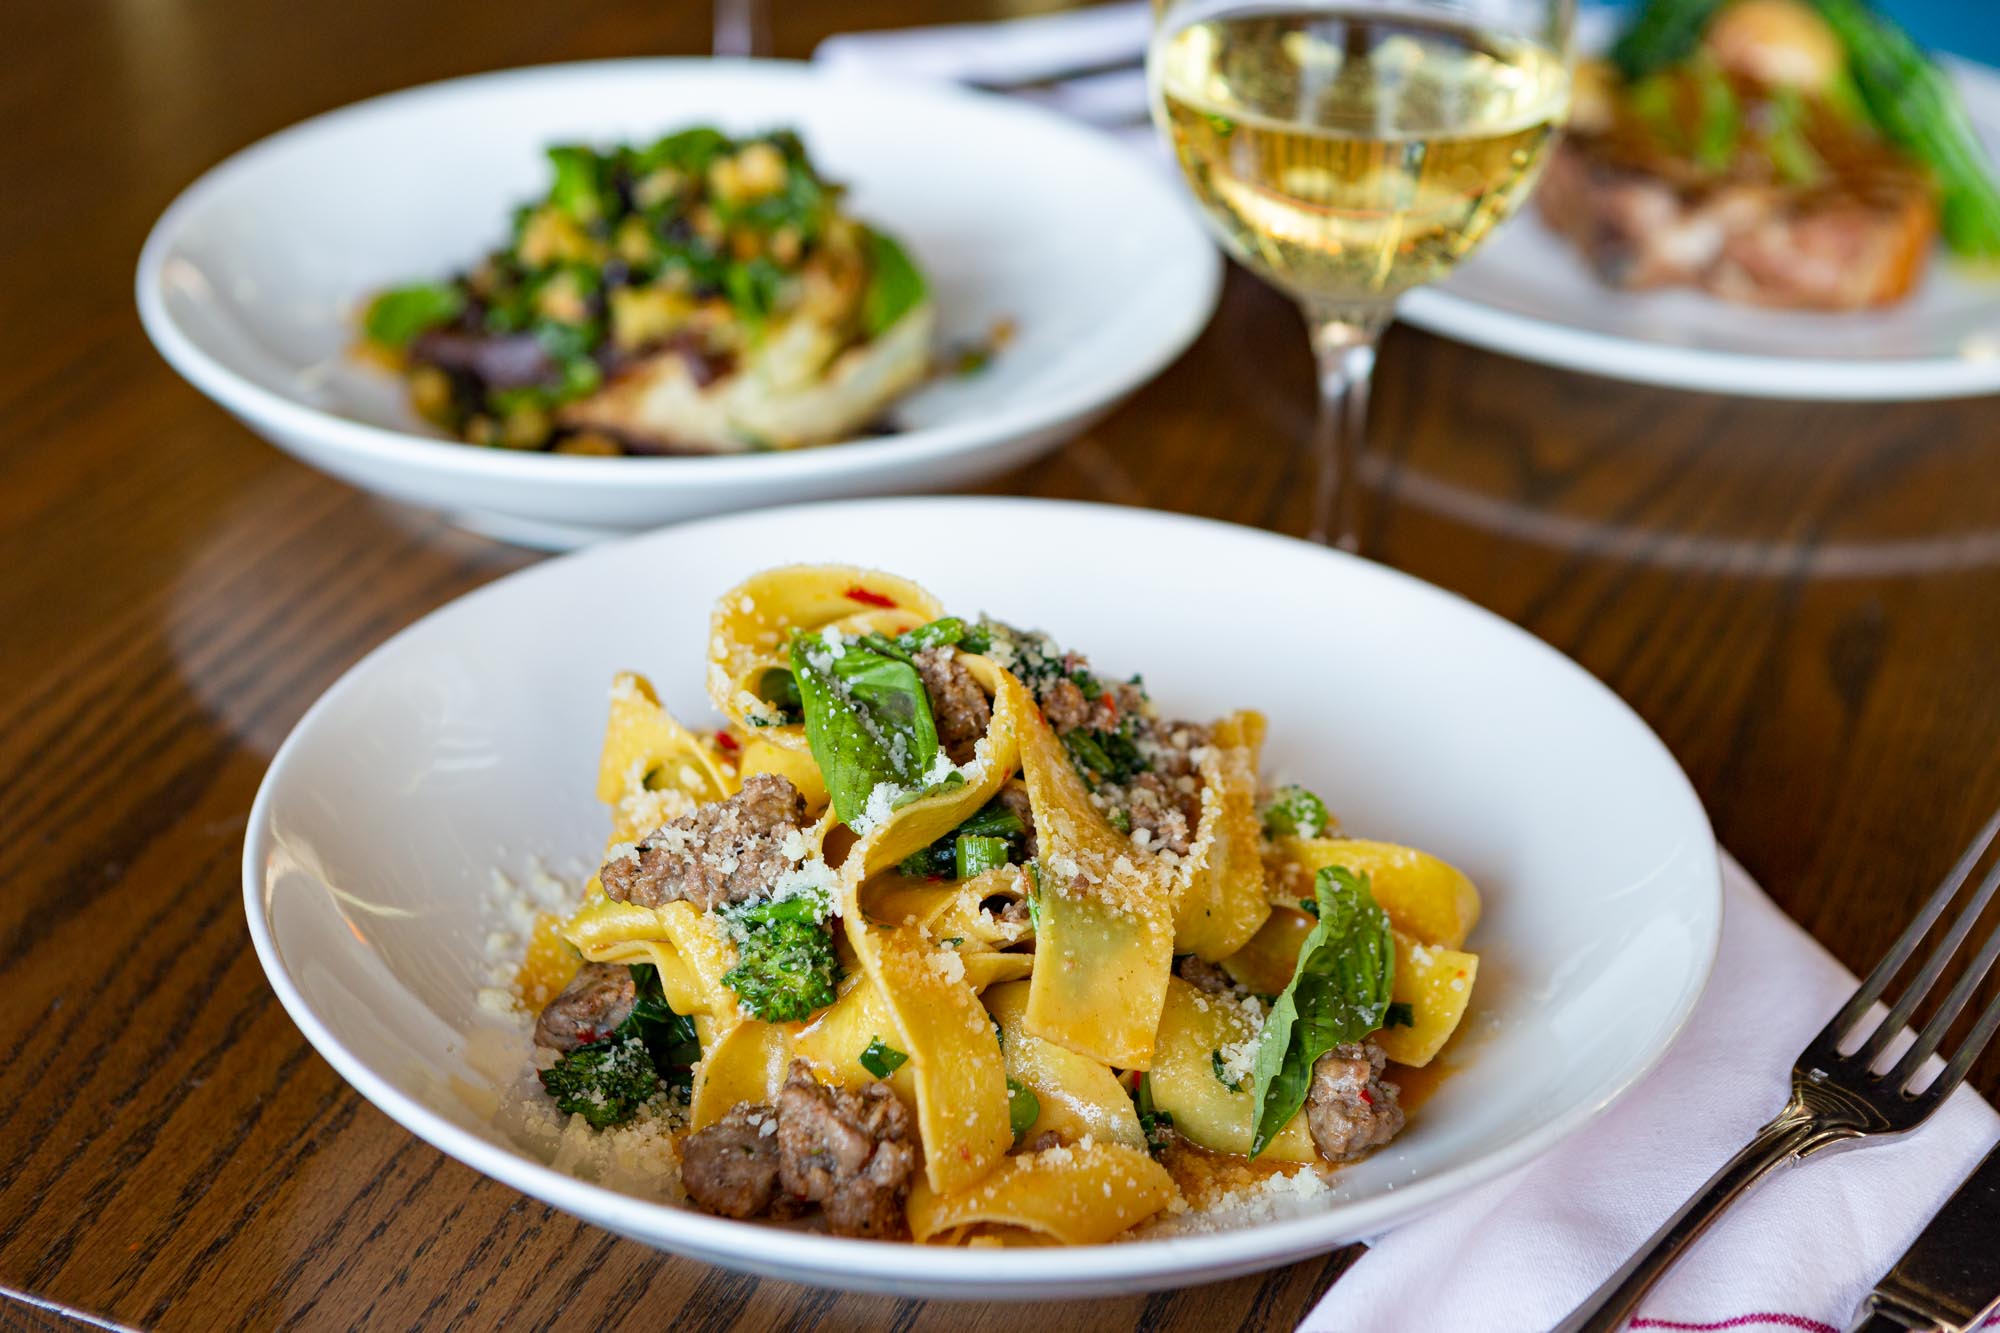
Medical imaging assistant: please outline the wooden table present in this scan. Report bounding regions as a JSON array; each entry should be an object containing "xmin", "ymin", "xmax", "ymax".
[{"xmin": 9, "ymin": 1, "xmax": 2000, "ymax": 1328}]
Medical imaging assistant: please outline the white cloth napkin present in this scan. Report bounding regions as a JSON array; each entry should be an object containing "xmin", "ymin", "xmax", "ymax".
[
  {"xmin": 814, "ymin": 2, "xmax": 1153, "ymax": 130},
  {"xmin": 1305, "ymin": 854, "xmax": 2000, "ymax": 1333}
]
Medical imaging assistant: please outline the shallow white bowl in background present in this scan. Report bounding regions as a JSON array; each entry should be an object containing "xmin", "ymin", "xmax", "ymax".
[
  {"xmin": 138, "ymin": 61, "xmax": 1220, "ymax": 548},
  {"xmin": 243, "ymin": 498, "xmax": 1720, "ymax": 1299}
]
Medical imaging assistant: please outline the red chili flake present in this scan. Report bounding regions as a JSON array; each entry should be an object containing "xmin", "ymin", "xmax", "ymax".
[
  {"xmin": 713, "ymin": 731, "xmax": 740, "ymax": 752},
  {"xmin": 1101, "ymin": 691, "xmax": 1120, "ymax": 721},
  {"xmin": 843, "ymin": 586, "xmax": 897, "ymax": 609},
  {"xmin": 1359, "ymin": 1088, "xmax": 1374, "ymax": 1105},
  {"xmin": 958, "ymin": 1145, "xmax": 972, "ymax": 1160}
]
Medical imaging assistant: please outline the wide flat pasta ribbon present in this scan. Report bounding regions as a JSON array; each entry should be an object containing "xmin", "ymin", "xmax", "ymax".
[
  {"xmin": 1017, "ymin": 704, "xmax": 1176, "ymax": 1070},
  {"xmin": 706, "ymin": 564, "xmax": 943, "ymax": 744},
  {"xmin": 906, "ymin": 1140, "xmax": 1177, "ymax": 1245},
  {"xmin": 598, "ymin": 671, "xmax": 740, "ymax": 841},
  {"xmin": 813, "ymin": 657, "xmax": 1032, "ymax": 1196},
  {"xmin": 986, "ymin": 981, "xmax": 1146, "ymax": 1152},
  {"xmin": 1168, "ymin": 710, "xmax": 1273, "ymax": 961},
  {"xmin": 689, "ymin": 1018, "xmax": 796, "ymax": 1130}
]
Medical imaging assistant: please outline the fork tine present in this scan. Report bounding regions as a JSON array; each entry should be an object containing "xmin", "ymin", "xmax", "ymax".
[
  {"xmin": 1817, "ymin": 805, "xmax": 2000, "ymax": 1052},
  {"xmin": 1888, "ymin": 902, "xmax": 2000, "ymax": 1091},
  {"xmin": 1929, "ymin": 987, "xmax": 2000, "ymax": 1101},
  {"xmin": 1852, "ymin": 858, "xmax": 2000, "ymax": 1067}
]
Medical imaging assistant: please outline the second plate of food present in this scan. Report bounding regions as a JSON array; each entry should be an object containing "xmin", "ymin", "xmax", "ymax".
[
  {"xmin": 1402, "ymin": 2, "xmax": 2000, "ymax": 400},
  {"xmin": 245, "ymin": 497, "xmax": 1720, "ymax": 1297},
  {"xmin": 137, "ymin": 61, "xmax": 1220, "ymax": 547}
]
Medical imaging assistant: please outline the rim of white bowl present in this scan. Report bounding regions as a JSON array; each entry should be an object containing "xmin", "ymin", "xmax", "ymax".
[
  {"xmin": 137, "ymin": 58, "xmax": 1221, "ymax": 486},
  {"xmin": 242, "ymin": 497, "xmax": 1722, "ymax": 1289}
]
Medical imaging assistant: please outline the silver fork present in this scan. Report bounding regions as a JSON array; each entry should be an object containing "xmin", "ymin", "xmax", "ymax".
[{"xmin": 1557, "ymin": 808, "xmax": 2000, "ymax": 1333}]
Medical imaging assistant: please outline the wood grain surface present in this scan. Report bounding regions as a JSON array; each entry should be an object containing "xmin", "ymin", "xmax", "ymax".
[{"xmin": 7, "ymin": 1, "xmax": 2000, "ymax": 1328}]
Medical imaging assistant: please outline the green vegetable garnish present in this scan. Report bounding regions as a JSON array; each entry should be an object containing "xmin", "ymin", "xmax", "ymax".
[
  {"xmin": 536, "ymin": 964, "xmax": 700, "ymax": 1128},
  {"xmin": 1384, "ymin": 1001, "xmax": 1417, "ymax": 1029},
  {"xmin": 545, "ymin": 145, "xmax": 605, "ymax": 223},
  {"xmin": 718, "ymin": 898, "xmax": 842, "ymax": 1022},
  {"xmin": 1812, "ymin": 0, "xmax": 2000, "ymax": 257},
  {"xmin": 956, "ymin": 834, "xmax": 1011, "ymax": 880},
  {"xmin": 752, "ymin": 667, "xmax": 803, "ymax": 724},
  {"xmin": 364, "ymin": 283, "xmax": 464, "ymax": 348},
  {"xmin": 538, "ymin": 1038, "xmax": 662, "ymax": 1129},
  {"xmin": 1691, "ymin": 56, "xmax": 1741, "ymax": 171},
  {"xmin": 1007, "ymin": 1078, "xmax": 1041, "ymax": 1144},
  {"xmin": 1261, "ymin": 785, "xmax": 1330, "ymax": 840},
  {"xmin": 1610, "ymin": 0, "xmax": 1727, "ymax": 81},
  {"xmin": 859, "ymin": 1037, "xmax": 909, "ymax": 1079},
  {"xmin": 791, "ymin": 632, "xmax": 941, "ymax": 828},
  {"xmin": 860, "ymin": 226, "xmax": 927, "ymax": 337},
  {"xmin": 1211, "ymin": 1050, "xmax": 1247, "ymax": 1093},
  {"xmin": 1246, "ymin": 866, "xmax": 1394, "ymax": 1157}
]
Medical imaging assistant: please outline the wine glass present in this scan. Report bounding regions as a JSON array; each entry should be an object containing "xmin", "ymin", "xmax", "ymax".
[{"xmin": 1148, "ymin": 0, "xmax": 1574, "ymax": 549}]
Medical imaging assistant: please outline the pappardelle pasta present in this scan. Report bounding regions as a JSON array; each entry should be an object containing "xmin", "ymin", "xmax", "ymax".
[{"xmin": 508, "ymin": 565, "xmax": 1482, "ymax": 1243}]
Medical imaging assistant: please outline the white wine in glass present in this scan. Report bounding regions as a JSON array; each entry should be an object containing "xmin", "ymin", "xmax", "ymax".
[{"xmin": 1150, "ymin": 2, "xmax": 1572, "ymax": 548}]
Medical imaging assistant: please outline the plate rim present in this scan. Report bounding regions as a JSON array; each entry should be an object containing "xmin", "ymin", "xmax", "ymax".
[
  {"xmin": 136, "ymin": 57, "xmax": 1221, "ymax": 486},
  {"xmin": 241, "ymin": 495, "xmax": 1723, "ymax": 1293},
  {"xmin": 1401, "ymin": 56, "xmax": 2000, "ymax": 401}
]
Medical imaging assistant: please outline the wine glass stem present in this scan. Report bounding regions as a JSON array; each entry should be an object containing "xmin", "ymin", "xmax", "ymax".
[{"xmin": 1305, "ymin": 307, "xmax": 1387, "ymax": 552}]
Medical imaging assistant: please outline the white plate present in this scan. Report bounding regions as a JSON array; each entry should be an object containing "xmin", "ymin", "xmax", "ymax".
[
  {"xmin": 137, "ymin": 61, "xmax": 1220, "ymax": 548},
  {"xmin": 1403, "ymin": 49, "xmax": 2000, "ymax": 400},
  {"xmin": 244, "ymin": 498, "xmax": 1720, "ymax": 1298}
]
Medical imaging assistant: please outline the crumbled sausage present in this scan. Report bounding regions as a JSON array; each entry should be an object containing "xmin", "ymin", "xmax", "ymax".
[
  {"xmin": 681, "ymin": 1102, "xmax": 784, "ymax": 1219},
  {"xmin": 601, "ymin": 773, "xmax": 806, "ymax": 911},
  {"xmin": 532, "ymin": 962, "xmax": 637, "ymax": 1051},
  {"xmin": 1175, "ymin": 955, "xmax": 1234, "ymax": 995},
  {"xmin": 1305, "ymin": 1041, "xmax": 1404, "ymax": 1163},
  {"xmin": 1144, "ymin": 721, "xmax": 1211, "ymax": 778},
  {"xmin": 1040, "ymin": 678, "xmax": 1093, "ymax": 732},
  {"xmin": 776, "ymin": 1060, "xmax": 919, "ymax": 1239},
  {"xmin": 913, "ymin": 646, "xmax": 989, "ymax": 763},
  {"xmin": 1126, "ymin": 771, "xmax": 1200, "ymax": 857},
  {"xmin": 1018, "ymin": 1129, "xmax": 1062, "ymax": 1155},
  {"xmin": 995, "ymin": 782, "xmax": 1038, "ymax": 860}
]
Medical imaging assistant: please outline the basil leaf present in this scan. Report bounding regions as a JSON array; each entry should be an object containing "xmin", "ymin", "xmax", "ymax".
[
  {"xmin": 860, "ymin": 226, "xmax": 926, "ymax": 337},
  {"xmin": 1211, "ymin": 1050, "xmax": 1246, "ymax": 1093},
  {"xmin": 1384, "ymin": 1001, "xmax": 1416, "ymax": 1029},
  {"xmin": 364, "ymin": 283, "xmax": 464, "ymax": 348},
  {"xmin": 791, "ymin": 634, "xmax": 940, "ymax": 827},
  {"xmin": 859, "ymin": 1037, "xmax": 908, "ymax": 1079},
  {"xmin": 1246, "ymin": 865, "xmax": 1394, "ymax": 1157}
]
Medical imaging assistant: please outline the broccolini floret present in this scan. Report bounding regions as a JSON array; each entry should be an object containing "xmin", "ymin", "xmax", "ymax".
[
  {"xmin": 720, "ymin": 898, "xmax": 842, "ymax": 1022},
  {"xmin": 539, "ymin": 1036, "xmax": 664, "ymax": 1129},
  {"xmin": 536, "ymin": 964, "xmax": 699, "ymax": 1130}
]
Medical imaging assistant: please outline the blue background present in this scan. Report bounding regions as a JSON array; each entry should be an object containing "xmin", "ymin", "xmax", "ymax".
[
  {"xmin": 1853, "ymin": 0, "xmax": 1997, "ymax": 63},
  {"xmin": 1609, "ymin": 0, "xmax": 2000, "ymax": 65}
]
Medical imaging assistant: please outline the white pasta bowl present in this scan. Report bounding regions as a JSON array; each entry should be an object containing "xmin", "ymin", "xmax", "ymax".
[
  {"xmin": 244, "ymin": 498, "xmax": 1721, "ymax": 1298},
  {"xmin": 137, "ymin": 61, "xmax": 1220, "ymax": 549}
]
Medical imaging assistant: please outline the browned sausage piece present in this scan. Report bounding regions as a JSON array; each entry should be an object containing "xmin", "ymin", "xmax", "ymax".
[
  {"xmin": 1305, "ymin": 1041, "xmax": 1405, "ymax": 1163},
  {"xmin": 600, "ymin": 773, "xmax": 806, "ymax": 911},
  {"xmin": 681, "ymin": 1102, "xmax": 783, "ymax": 1219},
  {"xmin": 775, "ymin": 1060, "xmax": 919, "ymax": 1239},
  {"xmin": 532, "ymin": 961, "xmax": 637, "ymax": 1051},
  {"xmin": 913, "ymin": 645, "xmax": 990, "ymax": 764}
]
